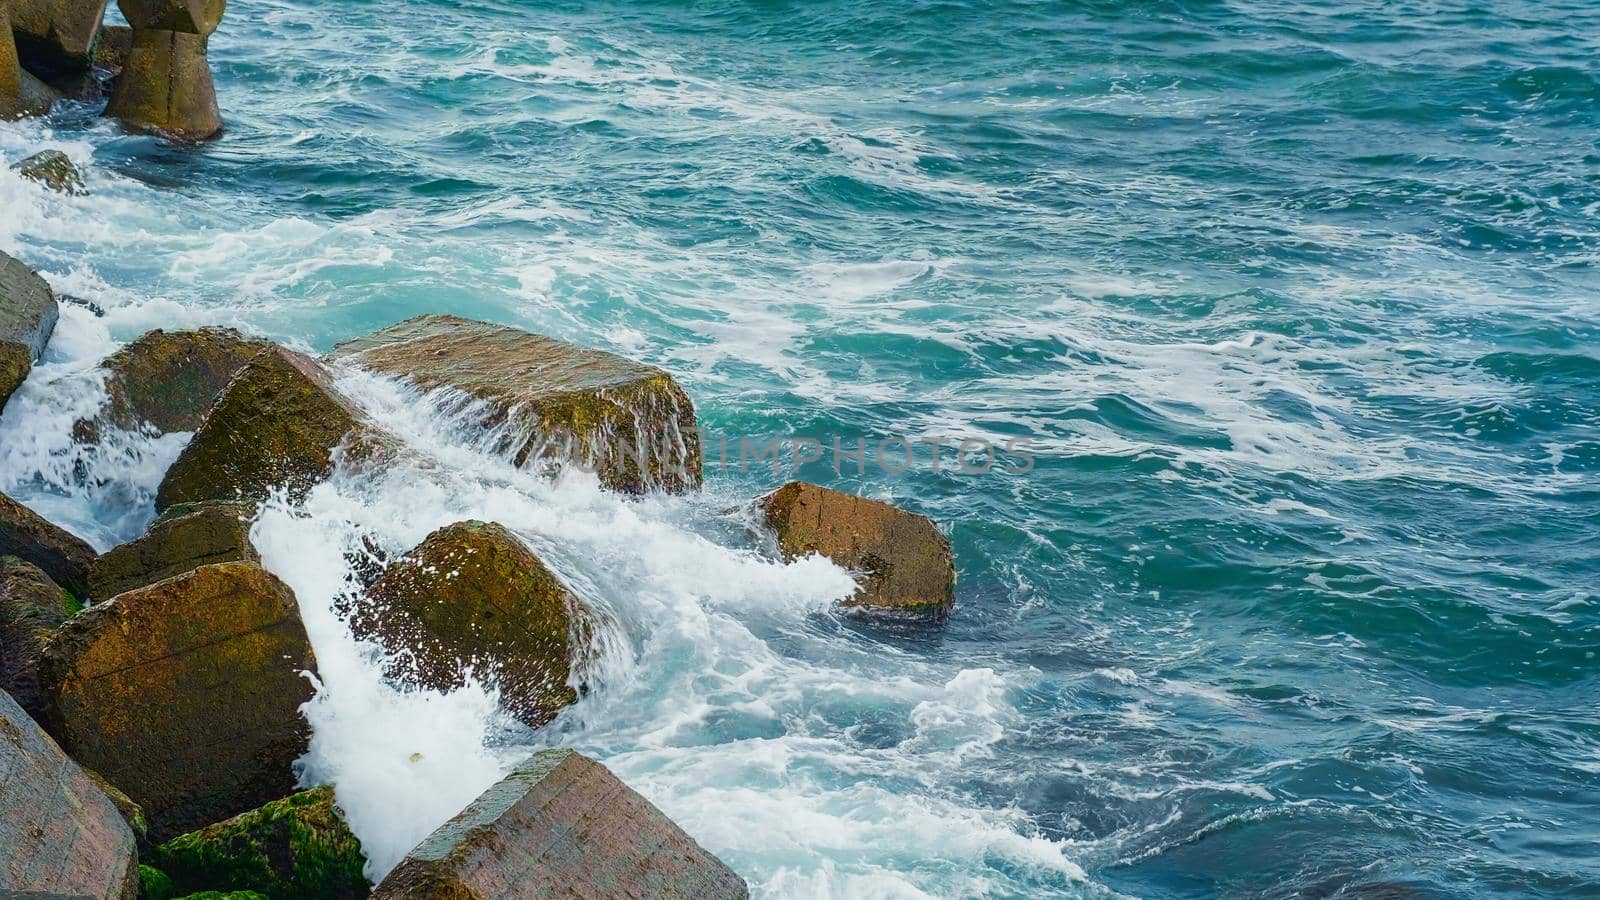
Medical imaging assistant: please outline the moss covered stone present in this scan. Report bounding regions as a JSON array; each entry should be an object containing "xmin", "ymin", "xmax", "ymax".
[
  {"xmin": 90, "ymin": 500, "xmax": 257, "ymax": 601},
  {"xmin": 97, "ymin": 327, "xmax": 277, "ymax": 434},
  {"xmin": 0, "ymin": 250, "xmax": 59, "ymax": 412},
  {"xmin": 373, "ymin": 750, "xmax": 747, "ymax": 900},
  {"xmin": 40, "ymin": 561, "xmax": 318, "ymax": 841},
  {"xmin": 0, "ymin": 556, "xmax": 77, "ymax": 725},
  {"xmin": 148, "ymin": 787, "xmax": 370, "ymax": 900},
  {"xmin": 0, "ymin": 688, "xmax": 140, "ymax": 900},
  {"xmin": 759, "ymin": 481, "xmax": 955, "ymax": 620},
  {"xmin": 104, "ymin": 0, "xmax": 225, "ymax": 140},
  {"xmin": 8, "ymin": 0, "xmax": 110, "ymax": 75},
  {"xmin": 0, "ymin": 490, "xmax": 96, "ymax": 598},
  {"xmin": 156, "ymin": 346, "xmax": 381, "ymax": 512},
  {"xmin": 331, "ymin": 314, "xmax": 702, "ymax": 493},
  {"xmin": 353, "ymin": 521, "xmax": 591, "ymax": 728},
  {"xmin": 10, "ymin": 148, "xmax": 86, "ymax": 194}
]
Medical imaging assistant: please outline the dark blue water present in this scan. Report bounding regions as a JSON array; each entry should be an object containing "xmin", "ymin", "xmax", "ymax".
[{"xmin": 2, "ymin": 1, "xmax": 1598, "ymax": 895}]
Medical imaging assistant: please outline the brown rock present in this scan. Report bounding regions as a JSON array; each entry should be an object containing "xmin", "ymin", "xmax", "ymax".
[
  {"xmin": 155, "ymin": 345, "xmax": 378, "ymax": 511},
  {"xmin": 354, "ymin": 520, "xmax": 590, "ymax": 729},
  {"xmin": 759, "ymin": 481, "xmax": 955, "ymax": 619},
  {"xmin": 93, "ymin": 22, "xmax": 132, "ymax": 73},
  {"xmin": 372, "ymin": 749, "xmax": 747, "ymax": 900},
  {"xmin": 40, "ymin": 561, "xmax": 318, "ymax": 841},
  {"xmin": 104, "ymin": 0, "xmax": 225, "ymax": 140},
  {"xmin": 97, "ymin": 327, "xmax": 277, "ymax": 433},
  {"xmin": 331, "ymin": 314, "xmax": 702, "ymax": 493},
  {"xmin": 88, "ymin": 499, "xmax": 257, "ymax": 601},
  {"xmin": 0, "ymin": 556, "xmax": 77, "ymax": 724},
  {"xmin": 0, "ymin": 687, "xmax": 139, "ymax": 900},
  {"xmin": 0, "ymin": 490, "xmax": 96, "ymax": 598},
  {"xmin": 0, "ymin": 249, "xmax": 59, "ymax": 413},
  {"xmin": 7, "ymin": 0, "xmax": 111, "ymax": 75},
  {"xmin": 0, "ymin": 6, "xmax": 54, "ymax": 120},
  {"xmin": 10, "ymin": 148, "xmax": 87, "ymax": 194}
]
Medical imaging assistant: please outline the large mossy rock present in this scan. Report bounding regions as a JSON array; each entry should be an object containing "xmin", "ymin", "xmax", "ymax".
[
  {"xmin": 40, "ymin": 561, "xmax": 318, "ymax": 841},
  {"xmin": 104, "ymin": 0, "xmax": 225, "ymax": 140},
  {"xmin": 7, "ymin": 0, "xmax": 111, "ymax": 76},
  {"xmin": 759, "ymin": 481, "xmax": 955, "ymax": 620},
  {"xmin": 0, "ymin": 249, "xmax": 59, "ymax": 412},
  {"xmin": 89, "ymin": 499, "xmax": 257, "ymax": 601},
  {"xmin": 156, "ymin": 346, "xmax": 377, "ymax": 512},
  {"xmin": 0, "ymin": 490, "xmax": 96, "ymax": 597},
  {"xmin": 373, "ymin": 749, "xmax": 747, "ymax": 900},
  {"xmin": 98, "ymin": 327, "xmax": 277, "ymax": 433},
  {"xmin": 146, "ymin": 787, "xmax": 370, "ymax": 900},
  {"xmin": 0, "ymin": 688, "xmax": 140, "ymax": 900},
  {"xmin": 331, "ymin": 314, "xmax": 702, "ymax": 493},
  {"xmin": 353, "ymin": 521, "xmax": 589, "ymax": 728},
  {"xmin": 0, "ymin": 1, "xmax": 57, "ymax": 118},
  {"xmin": 0, "ymin": 556, "xmax": 77, "ymax": 722}
]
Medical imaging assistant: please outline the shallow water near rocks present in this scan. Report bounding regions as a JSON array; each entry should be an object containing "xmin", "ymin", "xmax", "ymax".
[{"xmin": 2, "ymin": 0, "xmax": 1599, "ymax": 896}]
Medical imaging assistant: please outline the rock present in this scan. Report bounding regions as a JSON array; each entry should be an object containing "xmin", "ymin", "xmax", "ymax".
[
  {"xmin": 40, "ymin": 561, "xmax": 318, "ymax": 841},
  {"xmin": 7, "ymin": 0, "xmax": 111, "ymax": 76},
  {"xmin": 331, "ymin": 314, "xmax": 702, "ymax": 493},
  {"xmin": 147, "ymin": 787, "xmax": 369, "ymax": 900},
  {"xmin": 98, "ymin": 327, "xmax": 277, "ymax": 433},
  {"xmin": 88, "ymin": 499, "xmax": 257, "ymax": 601},
  {"xmin": 156, "ymin": 345, "xmax": 378, "ymax": 512},
  {"xmin": 104, "ymin": 0, "xmax": 224, "ymax": 140},
  {"xmin": 94, "ymin": 21, "xmax": 132, "ymax": 74},
  {"xmin": 84, "ymin": 765, "xmax": 150, "ymax": 845},
  {"xmin": 0, "ymin": 556, "xmax": 77, "ymax": 722},
  {"xmin": 759, "ymin": 481, "xmax": 955, "ymax": 619},
  {"xmin": 10, "ymin": 148, "xmax": 87, "ymax": 195},
  {"xmin": 0, "ymin": 249, "xmax": 60, "ymax": 413},
  {"xmin": 0, "ymin": 490, "xmax": 96, "ymax": 598},
  {"xmin": 0, "ymin": 687, "xmax": 140, "ymax": 900},
  {"xmin": 353, "ymin": 521, "xmax": 590, "ymax": 729},
  {"xmin": 0, "ymin": 0, "xmax": 56, "ymax": 119},
  {"xmin": 372, "ymin": 749, "xmax": 747, "ymax": 900}
]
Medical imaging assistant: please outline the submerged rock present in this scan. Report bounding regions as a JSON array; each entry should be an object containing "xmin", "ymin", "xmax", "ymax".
[
  {"xmin": 759, "ymin": 481, "xmax": 955, "ymax": 619},
  {"xmin": 354, "ymin": 520, "xmax": 590, "ymax": 728},
  {"xmin": 0, "ymin": 249, "xmax": 60, "ymax": 413},
  {"xmin": 0, "ymin": 490, "xmax": 96, "ymax": 598},
  {"xmin": 156, "ymin": 346, "xmax": 378, "ymax": 511},
  {"xmin": 331, "ymin": 314, "xmax": 702, "ymax": 493},
  {"xmin": 0, "ymin": 1, "xmax": 57, "ymax": 118},
  {"xmin": 89, "ymin": 499, "xmax": 257, "ymax": 601},
  {"xmin": 7, "ymin": 0, "xmax": 111, "ymax": 76},
  {"xmin": 104, "ymin": 0, "xmax": 225, "ymax": 140},
  {"xmin": 98, "ymin": 327, "xmax": 276, "ymax": 433},
  {"xmin": 372, "ymin": 749, "xmax": 748, "ymax": 900},
  {"xmin": 11, "ymin": 148, "xmax": 86, "ymax": 194},
  {"xmin": 147, "ymin": 787, "xmax": 369, "ymax": 900},
  {"xmin": 0, "ymin": 556, "xmax": 77, "ymax": 723},
  {"xmin": 40, "ymin": 561, "xmax": 318, "ymax": 841},
  {"xmin": 0, "ymin": 687, "xmax": 140, "ymax": 900}
]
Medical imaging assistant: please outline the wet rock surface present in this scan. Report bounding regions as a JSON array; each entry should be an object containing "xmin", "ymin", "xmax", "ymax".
[
  {"xmin": 0, "ymin": 556, "xmax": 77, "ymax": 723},
  {"xmin": 10, "ymin": 148, "xmax": 86, "ymax": 194},
  {"xmin": 105, "ymin": 0, "xmax": 225, "ymax": 139},
  {"xmin": 372, "ymin": 749, "xmax": 747, "ymax": 900},
  {"xmin": 98, "ymin": 327, "xmax": 277, "ymax": 433},
  {"xmin": 40, "ymin": 561, "xmax": 318, "ymax": 841},
  {"xmin": 8, "ymin": 0, "xmax": 112, "ymax": 75},
  {"xmin": 0, "ymin": 249, "xmax": 59, "ymax": 413},
  {"xmin": 0, "ymin": 490, "xmax": 96, "ymax": 598},
  {"xmin": 89, "ymin": 499, "xmax": 258, "ymax": 601}
]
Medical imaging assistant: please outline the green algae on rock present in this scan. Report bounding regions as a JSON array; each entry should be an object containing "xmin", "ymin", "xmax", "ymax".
[
  {"xmin": 353, "ymin": 520, "xmax": 592, "ymax": 729},
  {"xmin": 40, "ymin": 561, "xmax": 318, "ymax": 842},
  {"xmin": 0, "ymin": 490, "xmax": 96, "ymax": 598},
  {"xmin": 0, "ymin": 556, "xmax": 77, "ymax": 723},
  {"xmin": 331, "ymin": 314, "xmax": 702, "ymax": 493},
  {"xmin": 104, "ymin": 0, "xmax": 225, "ymax": 140},
  {"xmin": 147, "ymin": 787, "xmax": 370, "ymax": 900},
  {"xmin": 96, "ymin": 327, "xmax": 277, "ymax": 434},
  {"xmin": 156, "ymin": 346, "xmax": 379, "ymax": 512},
  {"xmin": 0, "ymin": 687, "xmax": 140, "ymax": 900},
  {"xmin": 0, "ymin": 249, "xmax": 59, "ymax": 412},
  {"xmin": 373, "ymin": 749, "xmax": 747, "ymax": 900},
  {"xmin": 89, "ymin": 499, "xmax": 257, "ymax": 601},
  {"xmin": 759, "ymin": 481, "xmax": 955, "ymax": 620}
]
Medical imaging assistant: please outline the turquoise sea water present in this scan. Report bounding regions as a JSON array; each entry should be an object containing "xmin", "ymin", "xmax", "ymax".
[{"xmin": 3, "ymin": 1, "xmax": 1599, "ymax": 896}]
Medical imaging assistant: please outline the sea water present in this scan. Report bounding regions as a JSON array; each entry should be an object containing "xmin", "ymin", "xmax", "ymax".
[{"xmin": 1, "ymin": 0, "xmax": 1597, "ymax": 896}]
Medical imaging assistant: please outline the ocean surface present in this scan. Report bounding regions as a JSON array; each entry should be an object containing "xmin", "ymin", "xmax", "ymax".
[{"xmin": 3, "ymin": 0, "xmax": 1599, "ymax": 896}]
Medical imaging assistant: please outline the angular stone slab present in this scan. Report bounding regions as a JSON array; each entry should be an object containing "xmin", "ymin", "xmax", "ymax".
[
  {"xmin": 89, "ymin": 500, "xmax": 257, "ymax": 601},
  {"xmin": 146, "ymin": 787, "xmax": 369, "ymax": 899},
  {"xmin": 331, "ymin": 314, "xmax": 702, "ymax": 493},
  {"xmin": 373, "ymin": 749, "xmax": 747, "ymax": 900},
  {"xmin": 8, "ymin": 0, "xmax": 112, "ymax": 75},
  {"xmin": 0, "ymin": 688, "xmax": 139, "ymax": 900},
  {"xmin": 0, "ymin": 490, "xmax": 96, "ymax": 598},
  {"xmin": 156, "ymin": 346, "xmax": 376, "ymax": 512},
  {"xmin": 353, "ymin": 520, "xmax": 589, "ymax": 729},
  {"xmin": 759, "ymin": 481, "xmax": 955, "ymax": 619},
  {"xmin": 0, "ymin": 250, "xmax": 59, "ymax": 413},
  {"xmin": 40, "ymin": 561, "xmax": 318, "ymax": 841},
  {"xmin": 99, "ymin": 327, "xmax": 277, "ymax": 433},
  {"xmin": 0, "ymin": 556, "xmax": 77, "ymax": 723},
  {"xmin": 104, "ymin": 0, "xmax": 224, "ymax": 140}
]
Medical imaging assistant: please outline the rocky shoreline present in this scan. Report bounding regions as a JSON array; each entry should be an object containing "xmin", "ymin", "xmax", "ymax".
[{"xmin": 2, "ymin": 3, "xmax": 960, "ymax": 897}]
